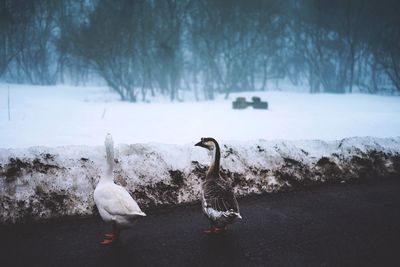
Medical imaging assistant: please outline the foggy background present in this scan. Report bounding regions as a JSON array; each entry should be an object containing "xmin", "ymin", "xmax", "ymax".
[{"xmin": 1, "ymin": 0, "xmax": 399, "ymax": 102}]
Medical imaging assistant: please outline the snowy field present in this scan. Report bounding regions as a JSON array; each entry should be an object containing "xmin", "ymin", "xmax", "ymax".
[
  {"xmin": 0, "ymin": 83, "xmax": 400, "ymax": 148},
  {"xmin": 1, "ymin": 83, "xmax": 400, "ymax": 222}
]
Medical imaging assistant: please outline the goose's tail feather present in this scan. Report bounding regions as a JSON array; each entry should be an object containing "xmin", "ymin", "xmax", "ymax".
[{"xmin": 226, "ymin": 211, "xmax": 242, "ymax": 219}]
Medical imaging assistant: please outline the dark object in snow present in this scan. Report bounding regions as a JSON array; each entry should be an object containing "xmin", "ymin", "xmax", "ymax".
[
  {"xmin": 232, "ymin": 97, "xmax": 268, "ymax": 110},
  {"xmin": 232, "ymin": 97, "xmax": 249, "ymax": 109},
  {"xmin": 251, "ymin": 96, "xmax": 268, "ymax": 109}
]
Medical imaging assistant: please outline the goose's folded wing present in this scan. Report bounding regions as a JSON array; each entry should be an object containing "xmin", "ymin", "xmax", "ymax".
[
  {"xmin": 97, "ymin": 185, "xmax": 143, "ymax": 216},
  {"xmin": 203, "ymin": 180, "xmax": 239, "ymax": 213}
]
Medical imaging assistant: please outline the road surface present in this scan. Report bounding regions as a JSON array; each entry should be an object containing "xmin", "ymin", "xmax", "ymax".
[{"xmin": 1, "ymin": 179, "xmax": 400, "ymax": 267}]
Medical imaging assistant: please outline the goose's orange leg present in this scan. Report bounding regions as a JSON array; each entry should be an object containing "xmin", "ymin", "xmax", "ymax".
[{"xmin": 101, "ymin": 221, "xmax": 119, "ymax": 245}]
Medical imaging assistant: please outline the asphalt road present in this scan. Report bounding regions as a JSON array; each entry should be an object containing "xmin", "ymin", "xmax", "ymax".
[{"xmin": 1, "ymin": 179, "xmax": 400, "ymax": 267}]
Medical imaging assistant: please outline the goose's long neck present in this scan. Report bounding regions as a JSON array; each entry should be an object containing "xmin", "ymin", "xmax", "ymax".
[
  {"xmin": 206, "ymin": 141, "xmax": 221, "ymax": 179},
  {"xmin": 101, "ymin": 135, "xmax": 115, "ymax": 183}
]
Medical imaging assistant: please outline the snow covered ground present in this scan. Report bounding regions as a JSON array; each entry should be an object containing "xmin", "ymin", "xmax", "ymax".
[
  {"xmin": 0, "ymin": 84, "xmax": 400, "ymax": 223},
  {"xmin": 0, "ymin": 84, "xmax": 400, "ymax": 148}
]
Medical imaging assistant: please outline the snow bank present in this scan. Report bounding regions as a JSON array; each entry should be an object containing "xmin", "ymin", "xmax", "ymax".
[{"xmin": 1, "ymin": 137, "xmax": 400, "ymax": 223}]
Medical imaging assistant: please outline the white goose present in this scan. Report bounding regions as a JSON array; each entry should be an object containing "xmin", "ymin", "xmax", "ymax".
[{"xmin": 94, "ymin": 134, "xmax": 146, "ymax": 244}]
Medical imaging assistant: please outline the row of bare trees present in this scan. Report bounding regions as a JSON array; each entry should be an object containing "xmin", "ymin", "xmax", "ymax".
[{"xmin": 1, "ymin": 0, "xmax": 399, "ymax": 101}]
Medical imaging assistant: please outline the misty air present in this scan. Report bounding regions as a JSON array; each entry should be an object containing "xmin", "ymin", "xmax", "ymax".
[{"xmin": 0, "ymin": 1, "xmax": 399, "ymax": 266}]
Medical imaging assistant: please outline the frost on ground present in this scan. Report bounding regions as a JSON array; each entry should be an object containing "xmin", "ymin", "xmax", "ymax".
[{"xmin": 1, "ymin": 137, "xmax": 400, "ymax": 223}]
